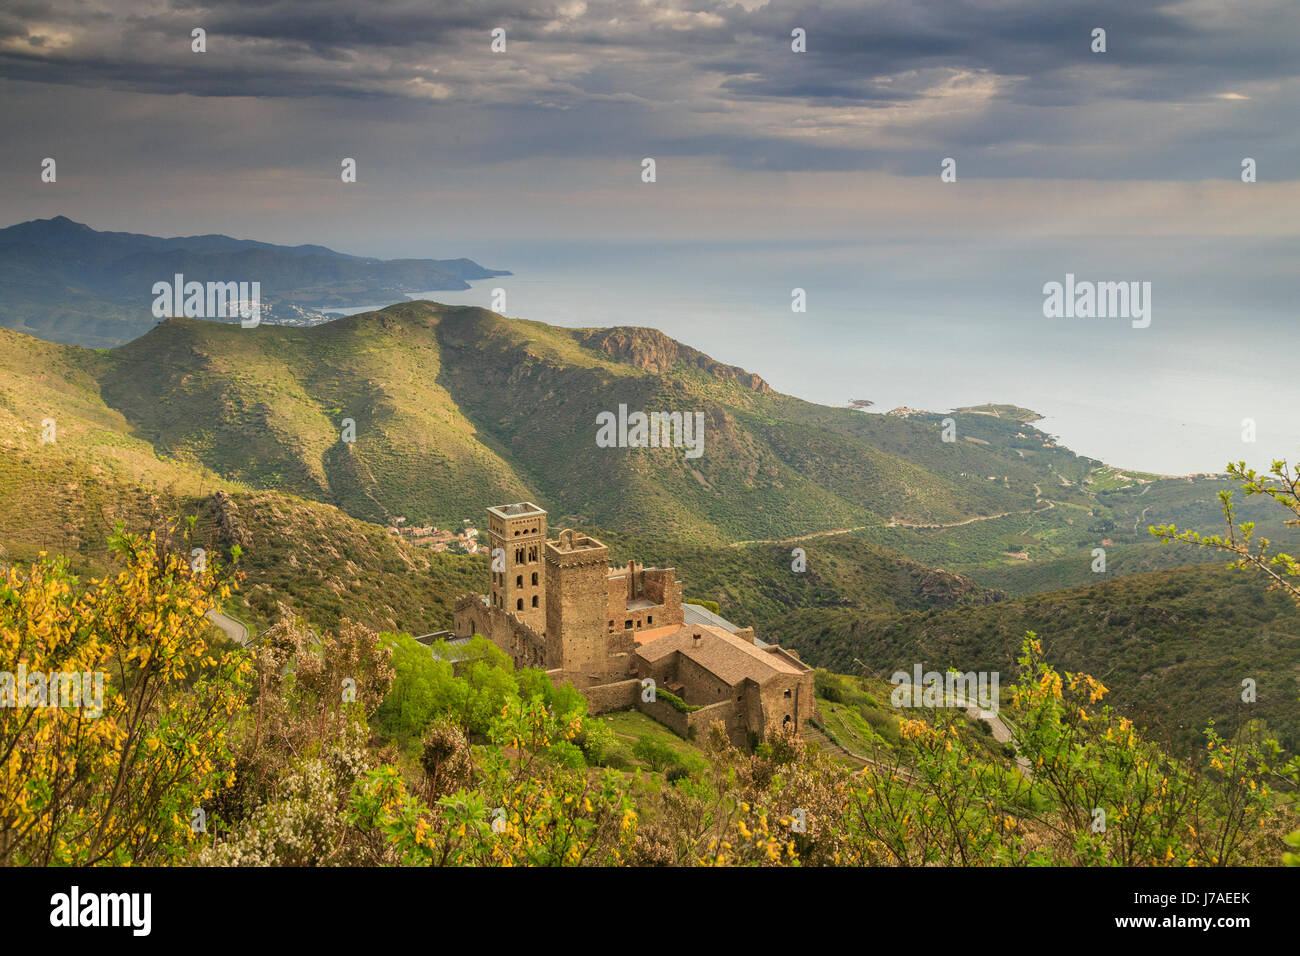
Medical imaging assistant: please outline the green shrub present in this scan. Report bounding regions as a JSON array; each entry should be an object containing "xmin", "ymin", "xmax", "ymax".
[
  {"xmin": 576, "ymin": 717, "xmax": 633, "ymax": 769},
  {"xmin": 860, "ymin": 705, "xmax": 901, "ymax": 746},
  {"xmin": 815, "ymin": 669, "xmax": 851, "ymax": 703},
  {"xmin": 632, "ymin": 738, "xmax": 683, "ymax": 772},
  {"xmin": 545, "ymin": 739, "xmax": 587, "ymax": 771}
]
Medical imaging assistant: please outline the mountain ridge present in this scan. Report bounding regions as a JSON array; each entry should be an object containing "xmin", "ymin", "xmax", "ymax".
[
  {"xmin": 0, "ymin": 300, "xmax": 1280, "ymax": 570},
  {"xmin": 0, "ymin": 216, "xmax": 510, "ymax": 347}
]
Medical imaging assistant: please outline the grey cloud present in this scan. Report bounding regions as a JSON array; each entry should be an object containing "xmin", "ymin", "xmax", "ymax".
[{"xmin": 0, "ymin": 0, "xmax": 1297, "ymax": 183}]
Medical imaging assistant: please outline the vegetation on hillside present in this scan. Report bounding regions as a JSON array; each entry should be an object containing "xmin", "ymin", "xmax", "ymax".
[
  {"xmin": 6, "ymin": 534, "xmax": 1292, "ymax": 866},
  {"xmin": 0, "ymin": 302, "xmax": 1188, "ymax": 549},
  {"xmin": 1, "ymin": 304, "xmax": 1273, "ymax": 602}
]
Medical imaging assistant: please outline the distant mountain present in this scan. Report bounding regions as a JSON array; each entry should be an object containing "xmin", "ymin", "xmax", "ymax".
[{"xmin": 0, "ymin": 216, "xmax": 509, "ymax": 347}]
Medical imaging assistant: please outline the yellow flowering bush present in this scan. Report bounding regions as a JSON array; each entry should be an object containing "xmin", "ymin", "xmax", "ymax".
[{"xmin": 0, "ymin": 527, "xmax": 249, "ymax": 865}]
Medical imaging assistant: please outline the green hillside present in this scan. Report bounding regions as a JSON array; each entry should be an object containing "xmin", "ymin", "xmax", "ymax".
[
  {"xmin": 4, "ymin": 299, "xmax": 1297, "ymax": 769},
  {"xmin": 1, "ymin": 300, "xmax": 1283, "ymax": 576},
  {"xmin": 769, "ymin": 562, "xmax": 1300, "ymax": 759},
  {"xmin": 0, "ymin": 302, "xmax": 1080, "ymax": 546}
]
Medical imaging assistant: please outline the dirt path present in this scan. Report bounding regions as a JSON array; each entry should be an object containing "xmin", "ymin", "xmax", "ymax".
[
  {"xmin": 729, "ymin": 499, "xmax": 1056, "ymax": 547},
  {"xmin": 812, "ymin": 698, "xmax": 1032, "ymax": 779},
  {"xmin": 729, "ymin": 525, "xmax": 871, "ymax": 547},
  {"xmin": 885, "ymin": 510, "xmax": 1020, "ymax": 530}
]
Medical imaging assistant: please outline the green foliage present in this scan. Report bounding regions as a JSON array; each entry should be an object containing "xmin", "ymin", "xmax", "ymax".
[
  {"xmin": 653, "ymin": 686, "xmax": 700, "ymax": 714},
  {"xmin": 574, "ymin": 717, "xmax": 633, "ymax": 769},
  {"xmin": 1284, "ymin": 830, "xmax": 1300, "ymax": 867},
  {"xmin": 545, "ymin": 740, "xmax": 588, "ymax": 771},
  {"xmin": 371, "ymin": 633, "xmax": 462, "ymax": 743},
  {"xmin": 633, "ymin": 738, "xmax": 689, "ymax": 772},
  {"xmin": 0, "ymin": 529, "xmax": 249, "ymax": 866},
  {"xmin": 782, "ymin": 563, "xmax": 1300, "ymax": 759},
  {"xmin": 371, "ymin": 634, "xmax": 596, "ymax": 757},
  {"xmin": 516, "ymin": 667, "xmax": 587, "ymax": 718},
  {"xmin": 1152, "ymin": 457, "xmax": 1300, "ymax": 604}
]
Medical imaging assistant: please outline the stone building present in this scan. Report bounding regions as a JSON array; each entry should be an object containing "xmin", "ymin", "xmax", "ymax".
[
  {"xmin": 633, "ymin": 624, "xmax": 816, "ymax": 739},
  {"xmin": 453, "ymin": 502, "xmax": 818, "ymax": 745}
]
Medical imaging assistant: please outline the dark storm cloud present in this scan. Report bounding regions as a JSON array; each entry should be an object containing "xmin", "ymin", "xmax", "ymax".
[
  {"xmin": 2, "ymin": 1, "xmax": 1292, "ymax": 101},
  {"xmin": 0, "ymin": 0, "xmax": 1297, "ymax": 179}
]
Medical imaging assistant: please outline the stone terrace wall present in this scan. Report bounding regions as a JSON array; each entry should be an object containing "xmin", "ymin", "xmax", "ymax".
[
  {"xmin": 635, "ymin": 696, "xmax": 690, "ymax": 737},
  {"xmin": 634, "ymin": 697, "xmax": 745, "ymax": 746},
  {"xmin": 583, "ymin": 678, "xmax": 641, "ymax": 715},
  {"xmin": 687, "ymin": 700, "xmax": 747, "ymax": 748}
]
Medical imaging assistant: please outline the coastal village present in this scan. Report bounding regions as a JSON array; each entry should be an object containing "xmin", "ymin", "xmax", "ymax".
[{"xmin": 387, "ymin": 517, "xmax": 480, "ymax": 553}]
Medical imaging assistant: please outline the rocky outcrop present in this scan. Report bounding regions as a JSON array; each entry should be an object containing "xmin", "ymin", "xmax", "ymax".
[
  {"xmin": 209, "ymin": 490, "xmax": 252, "ymax": 551},
  {"xmin": 578, "ymin": 327, "xmax": 772, "ymax": 393},
  {"xmin": 918, "ymin": 568, "xmax": 1007, "ymax": 608}
]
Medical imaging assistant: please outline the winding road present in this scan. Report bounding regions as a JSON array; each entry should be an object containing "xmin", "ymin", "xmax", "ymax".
[{"xmin": 205, "ymin": 607, "xmax": 250, "ymax": 646}]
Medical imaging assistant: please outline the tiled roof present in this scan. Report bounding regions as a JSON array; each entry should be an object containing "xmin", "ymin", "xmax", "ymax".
[
  {"xmin": 637, "ymin": 624, "xmax": 807, "ymax": 685},
  {"xmin": 633, "ymin": 624, "xmax": 681, "ymax": 645}
]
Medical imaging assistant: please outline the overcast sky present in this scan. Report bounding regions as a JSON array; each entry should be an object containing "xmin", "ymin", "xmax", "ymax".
[{"xmin": 2, "ymin": 0, "xmax": 1299, "ymax": 256}]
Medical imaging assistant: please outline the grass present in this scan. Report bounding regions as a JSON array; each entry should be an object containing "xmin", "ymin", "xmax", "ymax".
[
  {"xmin": 602, "ymin": 710, "xmax": 708, "ymax": 773},
  {"xmin": 818, "ymin": 700, "xmax": 891, "ymax": 755}
]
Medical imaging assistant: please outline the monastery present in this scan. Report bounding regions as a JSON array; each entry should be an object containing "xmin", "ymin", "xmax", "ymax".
[{"xmin": 454, "ymin": 502, "xmax": 817, "ymax": 746}]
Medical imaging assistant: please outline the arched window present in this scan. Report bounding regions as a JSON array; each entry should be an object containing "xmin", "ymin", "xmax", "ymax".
[
  {"xmin": 531, "ymin": 595, "xmax": 539, "ymax": 608},
  {"xmin": 531, "ymin": 572, "xmax": 538, "ymax": 585},
  {"xmin": 516, "ymin": 598, "xmax": 524, "ymax": 611}
]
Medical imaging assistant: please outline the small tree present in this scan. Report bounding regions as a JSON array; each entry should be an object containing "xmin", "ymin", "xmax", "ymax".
[
  {"xmin": 1151, "ymin": 458, "xmax": 1300, "ymax": 861},
  {"xmin": 1151, "ymin": 458, "xmax": 1300, "ymax": 601}
]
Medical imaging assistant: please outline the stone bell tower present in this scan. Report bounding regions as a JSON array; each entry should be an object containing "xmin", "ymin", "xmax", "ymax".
[{"xmin": 486, "ymin": 502, "xmax": 547, "ymax": 632}]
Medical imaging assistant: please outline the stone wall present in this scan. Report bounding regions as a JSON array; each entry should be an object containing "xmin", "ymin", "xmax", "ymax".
[
  {"xmin": 453, "ymin": 594, "xmax": 490, "ymax": 641},
  {"xmin": 635, "ymin": 695, "xmax": 690, "ymax": 737},
  {"xmin": 687, "ymin": 700, "xmax": 747, "ymax": 748},
  {"xmin": 752, "ymin": 667, "xmax": 819, "ymax": 737},
  {"xmin": 641, "ymin": 567, "xmax": 682, "ymax": 620},
  {"xmin": 633, "ymin": 696, "xmax": 747, "ymax": 747},
  {"xmin": 502, "ymin": 612, "xmax": 548, "ymax": 669},
  {"xmin": 582, "ymin": 677, "xmax": 641, "ymax": 715},
  {"xmin": 606, "ymin": 564, "xmax": 683, "ymax": 635},
  {"xmin": 453, "ymin": 594, "xmax": 548, "ymax": 669},
  {"xmin": 674, "ymin": 654, "xmax": 734, "ymax": 708}
]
